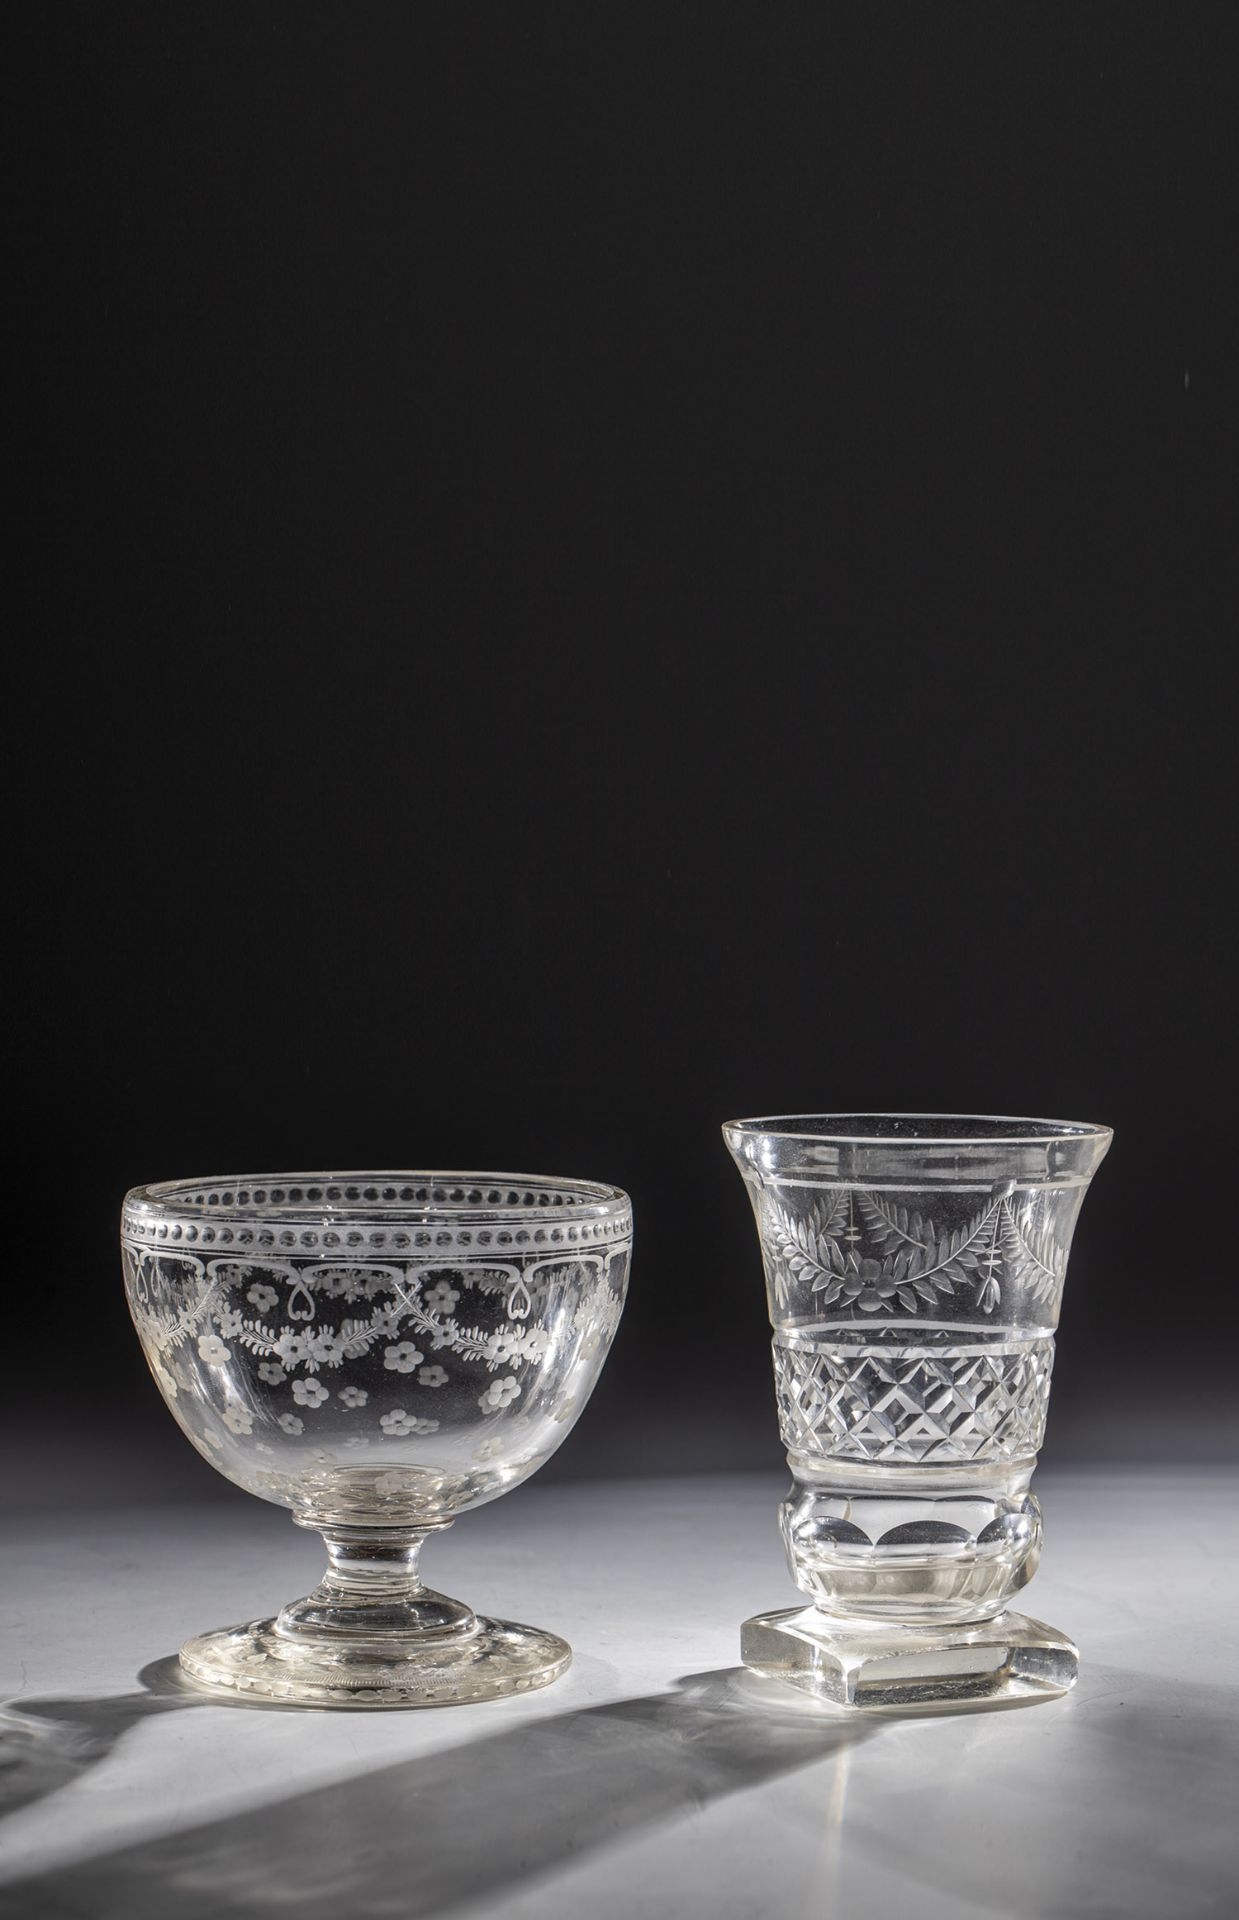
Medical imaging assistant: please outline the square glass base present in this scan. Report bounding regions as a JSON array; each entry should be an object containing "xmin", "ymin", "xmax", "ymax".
[{"xmin": 741, "ymin": 1606, "xmax": 1077, "ymax": 1712}]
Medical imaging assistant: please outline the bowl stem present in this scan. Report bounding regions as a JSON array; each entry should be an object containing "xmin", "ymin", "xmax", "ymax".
[{"xmin": 277, "ymin": 1522, "xmax": 478, "ymax": 1644}]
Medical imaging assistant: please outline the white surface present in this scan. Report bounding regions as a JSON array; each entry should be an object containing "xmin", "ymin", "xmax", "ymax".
[{"xmin": 1, "ymin": 1471, "xmax": 1236, "ymax": 1918}]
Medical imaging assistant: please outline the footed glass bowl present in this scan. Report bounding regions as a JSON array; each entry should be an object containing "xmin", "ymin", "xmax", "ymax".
[{"xmin": 121, "ymin": 1172, "xmax": 631, "ymax": 1707}]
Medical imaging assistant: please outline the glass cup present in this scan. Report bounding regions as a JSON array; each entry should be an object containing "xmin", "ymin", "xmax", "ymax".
[
  {"xmin": 723, "ymin": 1114, "xmax": 1111, "ymax": 1709},
  {"xmin": 121, "ymin": 1171, "xmax": 631, "ymax": 1707}
]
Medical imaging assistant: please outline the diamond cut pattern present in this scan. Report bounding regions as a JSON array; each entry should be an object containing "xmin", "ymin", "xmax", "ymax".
[{"xmin": 774, "ymin": 1337, "xmax": 1053, "ymax": 1464}]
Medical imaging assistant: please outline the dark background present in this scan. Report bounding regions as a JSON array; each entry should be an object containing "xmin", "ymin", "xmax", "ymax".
[{"xmin": 7, "ymin": 3, "xmax": 1237, "ymax": 1506}]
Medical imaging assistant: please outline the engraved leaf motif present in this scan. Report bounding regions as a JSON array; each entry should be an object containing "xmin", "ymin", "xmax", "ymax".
[
  {"xmin": 904, "ymin": 1198, "xmax": 1006, "ymax": 1307},
  {"xmin": 857, "ymin": 1194, "xmax": 933, "ymax": 1255},
  {"xmin": 150, "ymin": 1274, "xmax": 221, "ymax": 1352},
  {"xmin": 766, "ymin": 1184, "xmax": 1062, "ymax": 1318},
  {"xmin": 233, "ymin": 1318, "xmax": 282, "ymax": 1358},
  {"xmin": 763, "ymin": 1200, "xmax": 839, "ymax": 1295},
  {"xmin": 812, "ymin": 1190, "xmax": 851, "ymax": 1247},
  {"xmin": 1001, "ymin": 1203, "xmax": 1068, "ymax": 1304}
]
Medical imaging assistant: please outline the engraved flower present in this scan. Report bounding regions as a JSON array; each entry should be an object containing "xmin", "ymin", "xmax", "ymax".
[
  {"xmin": 483, "ymin": 1330, "xmax": 522, "ymax": 1366},
  {"xmin": 274, "ymin": 1330, "xmax": 311, "ymax": 1367},
  {"xmin": 338, "ymin": 1385, "xmax": 369, "ymax": 1409},
  {"xmin": 510, "ymin": 1324, "xmax": 550, "ymax": 1362},
  {"xmin": 423, "ymin": 1280, "xmax": 460, "ymax": 1314},
  {"xmin": 201, "ymin": 1427, "xmax": 224, "ymax": 1450},
  {"xmin": 383, "ymin": 1342, "xmax": 424, "ymax": 1374},
  {"xmin": 307, "ymin": 1330, "xmax": 346, "ymax": 1368},
  {"xmin": 247, "ymin": 1282, "xmax": 279, "ymax": 1314},
  {"xmin": 479, "ymin": 1375, "xmax": 520, "ymax": 1412},
  {"xmin": 215, "ymin": 1308, "xmax": 244, "ymax": 1338},
  {"xmin": 222, "ymin": 1404, "xmax": 254, "ymax": 1436},
  {"xmin": 258, "ymin": 1362, "xmax": 287, "ymax": 1385},
  {"xmin": 277, "ymin": 1412, "xmax": 304, "ymax": 1436},
  {"xmin": 197, "ymin": 1334, "xmax": 230, "ymax": 1364},
  {"xmin": 417, "ymin": 1364, "xmax": 448, "ymax": 1388},
  {"xmin": 342, "ymin": 1436, "xmax": 371, "ymax": 1450},
  {"xmin": 575, "ymin": 1290, "xmax": 621, "ymax": 1356},
  {"xmin": 152, "ymin": 1360, "xmax": 179, "ymax": 1400},
  {"xmin": 839, "ymin": 1254, "xmax": 899, "ymax": 1313},
  {"xmin": 380, "ymin": 1409, "xmax": 440, "ymax": 1437},
  {"xmin": 292, "ymin": 1378, "xmax": 329, "ymax": 1408}
]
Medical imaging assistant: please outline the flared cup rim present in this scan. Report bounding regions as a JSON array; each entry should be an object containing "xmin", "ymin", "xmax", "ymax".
[{"xmin": 722, "ymin": 1112, "xmax": 1113, "ymax": 1148}]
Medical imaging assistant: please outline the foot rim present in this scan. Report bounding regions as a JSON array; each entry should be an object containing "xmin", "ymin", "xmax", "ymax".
[
  {"xmin": 179, "ymin": 1615, "xmax": 571, "ymax": 1709},
  {"xmin": 742, "ymin": 1605, "xmax": 1078, "ymax": 1713}
]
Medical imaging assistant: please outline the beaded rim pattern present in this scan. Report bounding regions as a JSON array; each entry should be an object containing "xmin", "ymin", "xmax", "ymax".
[{"xmin": 122, "ymin": 1173, "xmax": 633, "ymax": 1257}]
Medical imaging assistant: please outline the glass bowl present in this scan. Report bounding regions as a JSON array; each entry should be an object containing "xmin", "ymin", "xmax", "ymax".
[{"xmin": 121, "ymin": 1171, "xmax": 632, "ymax": 1707}]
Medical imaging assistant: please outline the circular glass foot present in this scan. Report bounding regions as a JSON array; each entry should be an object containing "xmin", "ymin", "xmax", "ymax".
[{"xmin": 179, "ymin": 1616, "xmax": 571, "ymax": 1709}]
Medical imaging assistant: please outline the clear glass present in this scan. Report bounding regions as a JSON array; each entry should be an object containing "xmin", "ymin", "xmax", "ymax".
[
  {"xmin": 723, "ymin": 1114, "xmax": 1111, "ymax": 1709},
  {"xmin": 121, "ymin": 1171, "xmax": 631, "ymax": 1707}
]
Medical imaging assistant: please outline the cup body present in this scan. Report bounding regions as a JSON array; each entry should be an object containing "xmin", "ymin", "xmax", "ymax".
[
  {"xmin": 724, "ymin": 1116, "xmax": 1110, "ymax": 1624},
  {"xmin": 121, "ymin": 1172, "xmax": 631, "ymax": 1532}
]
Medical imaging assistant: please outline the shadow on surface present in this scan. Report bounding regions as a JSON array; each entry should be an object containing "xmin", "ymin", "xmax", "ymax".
[
  {"xmin": 841, "ymin": 1665, "xmax": 1239, "ymax": 1920},
  {"xmin": 0, "ymin": 1664, "xmax": 872, "ymax": 1918},
  {"xmin": 0, "ymin": 1663, "xmax": 209, "ymax": 1819}
]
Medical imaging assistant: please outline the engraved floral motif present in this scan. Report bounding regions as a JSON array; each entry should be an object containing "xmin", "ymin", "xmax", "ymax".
[
  {"xmin": 423, "ymin": 1281, "xmax": 460, "ymax": 1313},
  {"xmin": 763, "ymin": 1183, "xmax": 1068, "ymax": 1317},
  {"xmin": 383, "ymin": 1342, "xmax": 424, "ymax": 1375},
  {"xmin": 480, "ymin": 1376, "xmax": 520, "ymax": 1411},
  {"xmin": 122, "ymin": 1247, "xmax": 627, "ymax": 1449},
  {"xmin": 841, "ymin": 1257, "xmax": 896, "ymax": 1311},
  {"xmin": 380, "ymin": 1410, "xmax": 440, "ymax": 1437},
  {"xmin": 152, "ymin": 1359, "xmax": 179, "ymax": 1399}
]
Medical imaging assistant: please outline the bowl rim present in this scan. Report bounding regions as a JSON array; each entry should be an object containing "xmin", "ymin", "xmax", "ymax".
[
  {"xmin": 721, "ymin": 1112, "xmax": 1113, "ymax": 1148},
  {"xmin": 123, "ymin": 1170, "xmax": 632, "ymax": 1226}
]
